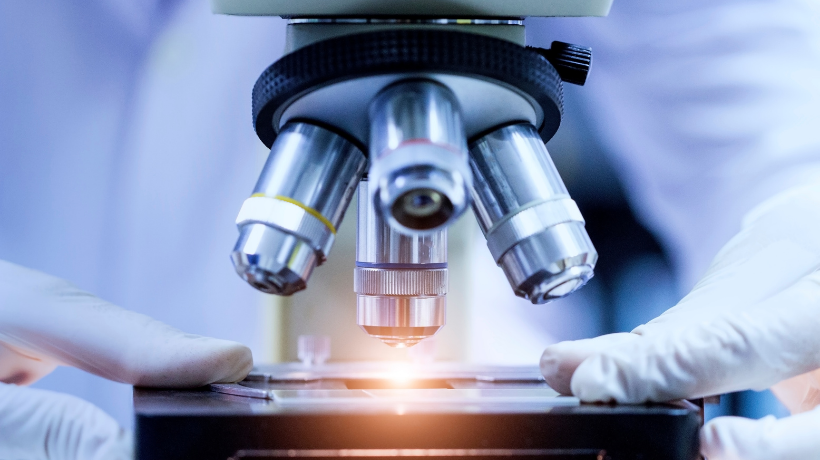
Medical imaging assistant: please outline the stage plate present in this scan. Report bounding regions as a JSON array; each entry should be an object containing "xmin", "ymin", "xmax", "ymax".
[{"xmin": 134, "ymin": 363, "xmax": 699, "ymax": 460}]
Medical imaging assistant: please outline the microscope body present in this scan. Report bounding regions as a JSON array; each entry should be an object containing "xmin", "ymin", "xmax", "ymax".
[
  {"xmin": 211, "ymin": 0, "xmax": 612, "ymax": 17},
  {"xmin": 227, "ymin": 0, "xmax": 609, "ymax": 347},
  {"xmin": 134, "ymin": 8, "xmax": 700, "ymax": 458}
]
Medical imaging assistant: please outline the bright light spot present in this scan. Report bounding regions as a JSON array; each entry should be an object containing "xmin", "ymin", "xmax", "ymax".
[{"xmin": 387, "ymin": 364, "xmax": 415, "ymax": 386}]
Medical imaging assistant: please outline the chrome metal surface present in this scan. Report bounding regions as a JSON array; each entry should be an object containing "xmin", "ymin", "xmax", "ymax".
[
  {"xmin": 288, "ymin": 18, "xmax": 525, "ymax": 25},
  {"xmin": 210, "ymin": 383, "xmax": 274, "ymax": 400},
  {"xmin": 355, "ymin": 268, "xmax": 447, "ymax": 296},
  {"xmin": 355, "ymin": 179, "xmax": 447, "ymax": 347},
  {"xmin": 357, "ymin": 181, "xmax": 448, "ymax": 266},
  {"xmin": 470, "ymin": 124, "xmax": 568, "ymax": 231},
  {"xmin": 279, "ymin": 73, "xmax": 540, "ymax": 146},
  {"xmin": 232, "ymin": 122, "xmax": 366, "ymax": 295},
  {"xmin": 249, "ymin": 123, "xmax": 365, "ymax": 229},
  {"xmin": 490, "ymin": 215, "xmax": 594, "ymax": 303},
  {"xmin": 469, "ymin": 123, "xmax": 597, "ymax": 304},
  {"xmin": 485, "ymin": 198, "xmax": 584, "ymax": 261},
  {"xmin": 231, "ymin": 224, "xmax": 318, "ymax": 295},
  {"xmin": 357, "ymin": 296, "xmax": 446, "ymax": 348},
  {"xmin": 368, "ymin": 80, "xmax": 472, "ymax": 233}
]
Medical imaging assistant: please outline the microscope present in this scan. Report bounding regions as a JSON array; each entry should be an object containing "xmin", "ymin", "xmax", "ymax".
[
  {"xmin": 133, "ymin": 3, "xmax": 704, "ymax": 458},
  {"xmin": 229, "ymin": 0, "xmax": 599, "ymax": 348}
]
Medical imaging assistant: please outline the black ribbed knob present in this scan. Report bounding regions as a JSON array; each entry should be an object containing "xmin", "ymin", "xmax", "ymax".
[{"xmin": 531, "ymin": 41, "xmax": 592, "ymax": 86}]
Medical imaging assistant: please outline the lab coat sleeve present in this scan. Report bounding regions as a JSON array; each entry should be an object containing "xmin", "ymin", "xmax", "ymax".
[{"xmin": 532, "ymin": 0, "xmax": 820, "ymax": 289}]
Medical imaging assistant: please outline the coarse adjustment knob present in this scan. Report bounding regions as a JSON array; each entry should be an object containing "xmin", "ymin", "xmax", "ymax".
[{"xmin": 532, "ymin": 41, "xmax": 593, "ymax": 86}]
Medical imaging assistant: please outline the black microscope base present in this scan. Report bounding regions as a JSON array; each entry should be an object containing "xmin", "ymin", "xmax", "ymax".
[{"xmin": 134, "ymin": 364, "xmax": 700, "ymax": 460}]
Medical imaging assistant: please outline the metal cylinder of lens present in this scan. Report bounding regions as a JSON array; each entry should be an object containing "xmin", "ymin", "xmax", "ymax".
[
  {"xmin": 355, "ymin": 178, "xmax": 447, "ymax": 348},
  {"xmin": 368, "ymin": 79, "xmax": 472, "ymax": 234},
  {"xmin": 469, "ymin": 123, "xmax": 597, "ymax": 304},
  {"xmin": 232, "ymin": 122, "xmax": 366, "ymax": 295}
]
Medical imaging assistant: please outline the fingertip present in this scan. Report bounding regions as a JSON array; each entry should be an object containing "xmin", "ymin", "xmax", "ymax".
[
  {"xmin": 571, "ymin": 334, "xmax": 701, "ymax": 404},
  {"xmin": 540, "ymin": 334, "xmax": 638, "ymax": 397},
  {"xmin": 570, "ymin": 354, "xmax": 624, "ymax": 403},
  {"xmin": 175, "ymin": 337, "xmax": 253, "ymax": 386},
  {"xmin": 700, "ymin": 416, "xmax": 775, "ymax": 460},
  {"xmin": 540, "ymin": 343, "xmax": 575, "ymax": 395},
  {"xmin": 128, "ymin": 336, "xmax": 254, "ymax": 388},
  {"xmin": 212, "ymin": 341, "xmax": 253, "ymax": 384}
]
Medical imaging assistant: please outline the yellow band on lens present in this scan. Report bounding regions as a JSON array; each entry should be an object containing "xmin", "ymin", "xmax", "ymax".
[{"xmin": 250, "ymin": 193, "xmax": 336, "ymax": 234}]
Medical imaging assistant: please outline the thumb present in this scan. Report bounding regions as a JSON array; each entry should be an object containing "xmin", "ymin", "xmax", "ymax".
[
  {"xmin": 0, "ymin": 260, "xmax": 253, "ymax": 387},
  {"xmin": 701, "ymin": 407, "xmax": 820, "ymax": 460},
  {"xmin": 540, "ymin": 333, "xmax": 638, "ymax": 394},
  {"xmin": 570, "ymin": 271, "xmax": 820, "ymax": 403},
  {"xmin": 0, "ymin": 382, "xmax": 132, "ymax": 460}
]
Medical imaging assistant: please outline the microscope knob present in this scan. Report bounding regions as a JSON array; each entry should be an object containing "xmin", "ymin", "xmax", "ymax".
[{"xmin": 531, "ymin": 41, "xmax": 592, "ymax": 86}]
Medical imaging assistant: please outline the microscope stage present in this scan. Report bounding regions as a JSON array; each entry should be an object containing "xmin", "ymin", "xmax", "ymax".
[
  {"xmin": 134, "ymin": 363, "xmax": 700, "ymax": 460},
  {"xmin": 211, "ymin": 0, "xmax": 613, "ymax": 18}
]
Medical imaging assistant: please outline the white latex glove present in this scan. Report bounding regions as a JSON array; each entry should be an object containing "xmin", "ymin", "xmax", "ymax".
[
  {"xmin": 0, "ymin": 260, "xmax": 253, "ymax": 460},
  {"xmin": 540, "ymin": 183, "xmax": 820, "ymax": 460}
]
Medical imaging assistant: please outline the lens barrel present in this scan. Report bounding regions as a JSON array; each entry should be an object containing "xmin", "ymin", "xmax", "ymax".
[
  {"xmin": 368, "ymin": 79, "xmax": 472, "ymax": 234},
  {"xmin": 232, "ymin": 122, "xmax": 366, "ymax": 295},
  {"xmin": 355, "ymin": 178, "xmax": 447, "ymax": 347},
  {"xmin": 469, "ymin": 123, "xmax": 597, "ymax": 304}
]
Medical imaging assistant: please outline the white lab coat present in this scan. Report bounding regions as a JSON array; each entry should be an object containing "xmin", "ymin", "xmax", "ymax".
[{"xmin": 2, "ymin": 0, "xmax": 820, "ymax": 427}]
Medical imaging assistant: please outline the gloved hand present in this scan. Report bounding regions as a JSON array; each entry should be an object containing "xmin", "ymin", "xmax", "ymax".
[
  {"xmin": 540, "ymin": 184, "xmax": 820, "ymax": 460},
  {"xmin": 0, "ymin": 260, "xmax": 253, "ymax": 460}
]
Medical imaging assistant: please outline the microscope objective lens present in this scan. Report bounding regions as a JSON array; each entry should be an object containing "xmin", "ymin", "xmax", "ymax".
[
  {"xmin": 392, "ymin": 189, "xmax": 453, "ymax": 230},
  {"xmin": 368, "ymin": 80, "xmax": 472, "ymax": 233},
  {"xmin": 407, "ymin": 190, "xmax": 441, "ymax": 215}
]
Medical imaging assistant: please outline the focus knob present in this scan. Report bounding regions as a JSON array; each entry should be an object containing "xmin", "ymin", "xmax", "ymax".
[{"xmin": 531, "ymin": 41, "xmax": 592, "ymax": 86}]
